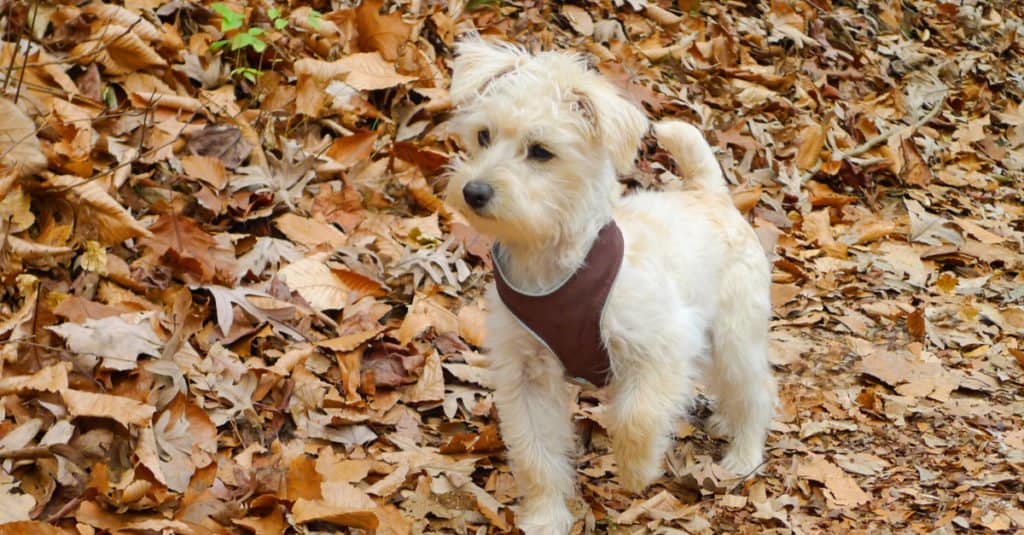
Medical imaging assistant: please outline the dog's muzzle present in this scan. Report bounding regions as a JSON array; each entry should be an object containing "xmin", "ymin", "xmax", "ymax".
[{"xmin": 462, "ymin": 181, "xmax": 494, "ymax": 210}]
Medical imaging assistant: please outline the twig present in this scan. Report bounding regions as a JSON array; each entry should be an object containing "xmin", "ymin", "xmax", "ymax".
[
  {"xmin": 0, "ymin": 444, "xmax": 56, "ymax": 460},
  {"xmin": 799, "ymin": 93, "xmax": 946, "ymax": 182},
  {"xmin": 12, "ymin": 0, "xmax": 38, "ymax": 104},
  {"xmin": 1, "ymin": 3, "xmax": 18, "ymax": 94}
]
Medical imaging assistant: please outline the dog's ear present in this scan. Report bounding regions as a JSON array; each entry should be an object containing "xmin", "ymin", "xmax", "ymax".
[
  {"xmin": 451, "ymin": 37, "xmax": 523, "ymax": 106},
  {"xmin": 573, "ymin": 80, "xmax": 649, "ymax": 175}
]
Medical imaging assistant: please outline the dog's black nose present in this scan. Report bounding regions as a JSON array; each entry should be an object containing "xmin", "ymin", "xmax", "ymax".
[{"xmin": 462, "ymin": 181, "xmax": 494, "ymax": 209}]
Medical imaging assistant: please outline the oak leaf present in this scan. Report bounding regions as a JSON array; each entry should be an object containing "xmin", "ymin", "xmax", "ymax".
[{"xmin": 48, "ymin": 313, "xmax": 162, "ymax": 371}]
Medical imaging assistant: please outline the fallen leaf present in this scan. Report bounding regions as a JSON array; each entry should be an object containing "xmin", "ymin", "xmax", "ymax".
[
  {"xmin": 279, "ymin": 254, "xmax": 353, "ymax": 311},
  {"xmin": 0, "ymin": 98, "xmax": 47, "ymax": 177},
  {"xmin": 62, "ymin": 389, "xmax": 156, "ymax": 427},
  {"xmin": 797, "ymin": 454, "xmax": 871, "ymax": 508},
  {"xmin": 49, "ymin": 313, "xmax": 162, "ymax": 371}
]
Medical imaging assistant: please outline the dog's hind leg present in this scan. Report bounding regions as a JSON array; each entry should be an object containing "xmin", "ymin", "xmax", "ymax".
[
  {"xmin": 605, "ymin": 315, "xmax": 702, "ymax": 492},
  {"xmin": 491, "ymin": 348, "xmax": 576, "ymax": 534},
  {"xmin": 706, "ymin": 255, "xmax": 776, "ymax": 476}
]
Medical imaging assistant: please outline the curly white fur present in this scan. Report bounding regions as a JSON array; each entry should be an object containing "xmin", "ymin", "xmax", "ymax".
[{"xmin": 446, "ymin": 37, "xmax": 777, "ymax": 535}]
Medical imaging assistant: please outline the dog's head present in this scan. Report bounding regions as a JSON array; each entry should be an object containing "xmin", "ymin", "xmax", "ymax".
[{"xmin": 445, "ymin": 37, "xmax": 648, "ymax": 247}]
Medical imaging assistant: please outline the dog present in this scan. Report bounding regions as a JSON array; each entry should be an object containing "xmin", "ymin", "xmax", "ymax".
[{"xmin": 445, "ymin": 37, "xmax": 776, "ymax": 534}]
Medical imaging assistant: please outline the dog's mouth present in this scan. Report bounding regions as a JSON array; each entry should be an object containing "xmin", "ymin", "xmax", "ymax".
[{"xmin": 465, "ymin": 206, "xmax": 496, "ymax": 220}]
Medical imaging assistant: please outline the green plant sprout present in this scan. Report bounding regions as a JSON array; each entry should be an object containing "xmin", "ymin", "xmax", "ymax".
[{"xmin": 208, "ymin": 3, "xmax": 322, "ymax": 83}]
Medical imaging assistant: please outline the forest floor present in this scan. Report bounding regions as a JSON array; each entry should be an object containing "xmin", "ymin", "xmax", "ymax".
[{"xmin": 0, "ymin": 0, "xmax": 1023, "ymax": 533}]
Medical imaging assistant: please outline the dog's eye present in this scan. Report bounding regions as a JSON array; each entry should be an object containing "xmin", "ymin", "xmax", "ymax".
[
  {"xmin": 527, "ymin": 144, "xmax": 554, "ymax": 162},
  {"xmin": 477, "ymin": 129, "xmax": 490, "ymax": 148}
]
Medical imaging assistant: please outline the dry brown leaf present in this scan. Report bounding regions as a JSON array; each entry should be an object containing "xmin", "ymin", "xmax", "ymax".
[
  {"xmin": 74, "ymin": 500, "xmax": 192, "ymax": 533},
  {"xmin": 180, "ymin": 155, "xmax": 228, "ymax": 190},
  {"xmin": 44, "ymin": 174, "xmax": 152, "ymax": 245},
  {"xmin": 325, "ymin": 131, "xmax": 377, "ymax": 168},
  {"xmin": 82, "ymin": 4, "xmax": 179, "ymax": 49},
  {"xmin": 731, "ymin": 185, "xmax": 763, "ymax": 213},
  {"xmin": 3, "ymin": 235, "xmax": 74, "ymax": 259},
  {"xmin": 401, "ymin": 352, "xmax": 443, "ymax": 403},
  {"xmin": 279, "ymin": 254, "xmax": 353, "ymax": 311},
  {"xmin": 562, "ymin": 5, "xmax": 594, "ymax": 36},
  {"xmin": 48, "ymin": 313, "xmax": 162, "ymax": 371},
  {"xmin": 274, "ymin": 213, "xmax": 347, "ymax": 250},
  {"xmin": 0, "ymin": 362, "xmax": 70, "ymax": 396},
  {"xmin": 797, "ymin": 454, "xmax": 871, "ymax": 508},
  {"xmin": 0, "ymin": 521, "xmax": 65, "ymax": 535},
  {"xmin": 70, "ymin": 25, "xmax": 167, "ymax": 75},
  {"xmin": 899, "ymin": 136, "xmax": 934, "ymax": 186},
  {"xmin": 617, "ymin": 490, "xmax": 694, "ymax": 524},
  {"xmin": 232, "ymin": 508, "xmax": 287, "ymax": 535},
  {"xmin": 0, "ymin": 98, "xmax": 46, "ymax": 178},
  {"xmin": 397, "ymin": 294, "xmax": 459, "ymax": 345},
  {"xmin": 62, "ymin": 389, "xmax": 156, "ymax": 427},
  {"xmin": 848, "ymin": 219, "xmax": 898, "ymax": 245},
  {"xmin": 795, "ymin": 123, "xmax": 827, "ymax": 170},
  {"xmin": 457, "ymin": 301, "xmax": 487, "ymax": 347},
  {"xmin": 333, "ymin": 269, "xmax": 387, "ymax": 299},
  {"xmin": 318, "ymin": 326, "xmax": 386, "ymax": 353},
  {"xmin": 291, "ymin": 498, "xmax": 379, "ymax": 529},
  {"xmin": 355, "ymin": 0, "xmax": 411, "ymax": 61},
  {"xmin": 295, "ymin": 53, "xmax": 415, "ymax": 91}
]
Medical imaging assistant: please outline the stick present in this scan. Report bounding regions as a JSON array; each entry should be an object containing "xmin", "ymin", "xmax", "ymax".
[{"xmin": 800, "ymin": 94, "xmax": 947, "ymax": 182}]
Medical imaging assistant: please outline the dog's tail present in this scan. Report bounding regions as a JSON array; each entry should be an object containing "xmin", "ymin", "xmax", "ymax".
[{"xmin": 653, "ymin": 120, "xmax": 728, "ymax": 195}]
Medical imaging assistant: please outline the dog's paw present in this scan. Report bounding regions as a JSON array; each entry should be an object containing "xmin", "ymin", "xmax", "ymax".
[
  {"xmin": 706, "ymin": 412, "xmax": 734, "ymax": 439},
  {"xmin": 719, "ymin": 444, "xmax": 764, "ymax": 477},
  {"xmin": 518, "ymin": 499, "xmax": 574, "ymax": 535},
  {"xmin": 616, "ymin": 459, "xmax": 663, "ymax": 493}
]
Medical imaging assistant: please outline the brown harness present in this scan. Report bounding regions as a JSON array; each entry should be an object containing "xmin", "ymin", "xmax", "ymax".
[{"xmin": 492, "ymin": 221, "xmax": 624, "ymax": 386}]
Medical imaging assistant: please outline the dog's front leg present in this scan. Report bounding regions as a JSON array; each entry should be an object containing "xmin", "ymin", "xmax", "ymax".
[{"xmin": 491, "ymin": 348, "xmax": 576, "ymax": 534}]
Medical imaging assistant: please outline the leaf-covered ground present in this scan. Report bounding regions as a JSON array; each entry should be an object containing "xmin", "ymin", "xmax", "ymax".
[{"xmin": 1, "ymin": 0, "xmax": 1022, "ymax": 533}]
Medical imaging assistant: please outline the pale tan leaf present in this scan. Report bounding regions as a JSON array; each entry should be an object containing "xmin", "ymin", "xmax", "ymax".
[
  {"xmin": 4, "ymin": 235, "xmax": 74, "ymax": 259},
  {"xmin": 0, "ymin": 419, "xmax": 42, "ymax": 451},
  {"xmin": 317, "ymin": 325, "xmax": 386, "ymax": 353},
  {"xmin": 797, "ymin": 454, "xmax": 871, "ymax": 508},
  {"xmin": 278, "ymin": 254, "xmax": 352, "ymax": 311},
  {"xmin": 562, "ymin": 5, "xmax": 594, "ymax": 36},
  {"xmin": 0, "ymin": 481, "xmax": 35, "ymax": 523},
  {"xmin": 294, "ymin": 53, "xmax": 416, "ymax": 91},
  {"xmin": 401, "ymin": 353, "xmax": 443, "ymax": 403},
  {"xmin": 397, "ymin": 294, "xmax": 459, "ymax": 345},
  {"xmin": 365, "ymin": 464, "xmax": 409, "ymax": 496},
  {"xmin": 291, "ymin": 498, "xmax": 379, "ymax": 529},
  {"xmin": 62, "ymin": 389, "xmax": 156, "ymax": 427},
  {"xmin": 82, "ymin": 4, "xmax": 173, "ymax": 48},
  {"xmin": 457, "ymin": 301, "xmax": 486, "ymax": 347},
  {"xmin": 274, "ymin": 213, "xmax": 347, "ymax": 250},
  {"xmin": 617, "ymin": 490, "xmax": 694, "ymax": 524},
  {"xmin": 0, "ymin": 98, "xmax": 46, "ymax": 178},
  {"xmin": 48, "ymin": 313, "xmax": 162, "ymax": 371},
  {"xmin": 0, "ymin": 362, "xmax": 70, "ymax": 397}
]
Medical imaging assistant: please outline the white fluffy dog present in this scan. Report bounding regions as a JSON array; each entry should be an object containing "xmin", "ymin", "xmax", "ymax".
[{"xmin": 445, "ymin": 38, "xmax": 776, "ymax": 534}]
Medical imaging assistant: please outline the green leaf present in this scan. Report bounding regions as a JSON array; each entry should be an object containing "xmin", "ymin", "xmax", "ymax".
[
  {"xmin": 467, "ymin": 0, "xmax": 500, "ymax": 10},
  {"xmin": 212, "ymin": 2, "xmax": 244, "ymax": 32},
  {"xmin": 307, "ymin": 10, "xmax": 322, "ymax": 29},
  {"xmin": 268, "ymin": 7, "xmax": 281, "ymax": 19},
  {"xmin": 274, "ymin": 18, "xmax": 288, "ymax": 30},
  {"xmin": 101, "ymin": 86, "xmax": 117, "ymax": 108},
  {"xmin": 231, "ymin": 67, "xmax": 264, "ymax": 83},
  {"xmin": 230, "ymin": 31, "xmax": 266, "ymax": 52},
  {"xmin": 210, "ymin": 39, "xmax": 229, "ymax": 51}
]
